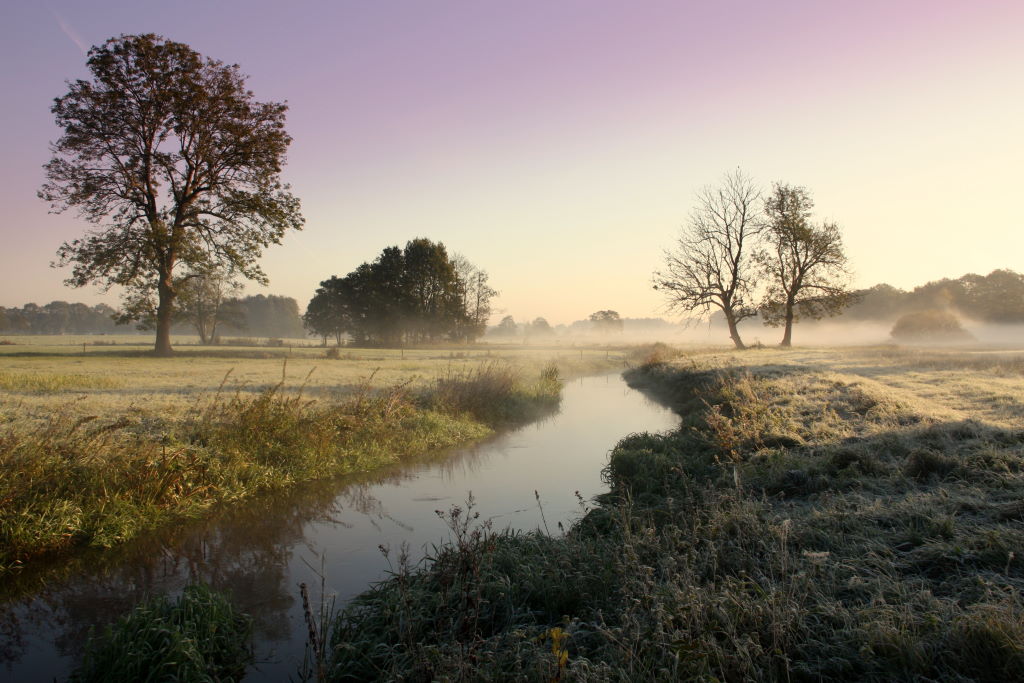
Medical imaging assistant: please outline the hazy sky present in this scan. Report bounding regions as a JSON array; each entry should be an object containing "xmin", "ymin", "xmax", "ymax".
[{"xmin": 2, "ymin": 0, "xmax": 1021, "ymax": 324}]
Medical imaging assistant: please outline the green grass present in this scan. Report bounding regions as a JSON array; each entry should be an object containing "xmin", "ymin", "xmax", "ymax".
[
  {"xmin": 69, "ymin": 583, "xmax": 252, "ymax": 683},
  {"xmin": 321, "ymin": 346, "xmax": 1024, "ymax": 681}
]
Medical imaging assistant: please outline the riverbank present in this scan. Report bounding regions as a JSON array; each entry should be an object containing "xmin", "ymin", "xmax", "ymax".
[
  {"xmin": 1, "ymin": 345, "xmax": 623, "ymax": 576},
  {"xmin": 321, "ymin": 346, "xmax": 1024, "ymax": 681}
]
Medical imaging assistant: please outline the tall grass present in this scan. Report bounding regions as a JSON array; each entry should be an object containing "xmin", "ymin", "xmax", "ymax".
[
  {"xmin": 427, "ymin": 361, "xmax": 561, "ymax": 425},
  {"xmin": 0, "ymin": 362, "xmax": 563, "ymax": 573},
  {"xmin": 69, "ymin": 583, "xmax": 252, "ymax": 683}
]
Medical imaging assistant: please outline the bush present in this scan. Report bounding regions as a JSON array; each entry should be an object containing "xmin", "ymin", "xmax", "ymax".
[{"xmin": 891, "ymin": 310, "xmax": 973, "ymax": 342}]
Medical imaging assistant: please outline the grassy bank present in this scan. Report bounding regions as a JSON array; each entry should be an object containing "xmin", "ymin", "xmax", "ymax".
[
  {"xmin": 0, "ymin": 360, "xmax": 565, "ymax": 574},
  {"xmin": 320, "ymin": 346, "xmax": 1024, "ymax": 681}
]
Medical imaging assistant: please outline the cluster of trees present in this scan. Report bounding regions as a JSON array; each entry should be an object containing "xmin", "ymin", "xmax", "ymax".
[
  {"xmin": 655, "ymin": 170, "xmax": 852, "ymax": 348},
  {"xmin": 843, "ymin": 270, "xmax": 1024, "ymax": 324},
  {"xmin": 0, "ymin": 302, "xmax": 122, "ymax": 335},
  {"xmin": 304, "ymin": 239, "xmax": 496, "ymax": 345}
]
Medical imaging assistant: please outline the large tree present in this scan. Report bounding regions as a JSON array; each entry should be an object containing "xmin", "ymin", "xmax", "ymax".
[
  {"xmin": 654, "ymin": 170, "xmax": 763, "ymax": 349},
  {"xmin": 40, "ymin": 34, "xmax": 303, "ymax": 355},
  {"xmin": 757, "ymin": 183, "xmax": 852, "ymax": 346}
]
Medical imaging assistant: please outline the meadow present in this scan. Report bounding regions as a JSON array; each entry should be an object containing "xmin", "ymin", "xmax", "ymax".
[
  {"xmin": 314, "ymin": 344, "xmax": 1024, "ymax": 681},
  {"xmin": 0, "ymin": 334, "xmax": 626, "ymax": 575}
]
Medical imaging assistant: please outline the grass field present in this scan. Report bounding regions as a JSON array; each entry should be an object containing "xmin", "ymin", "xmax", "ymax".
[
  {"xmin": 320, "ymin": 344, "xmax": 1024, "ymax": 681},
  {"xmin": 0, "ymin": 335, "xmax": 627, "ymax": 575},
  {"xmin": 0, "ymin": 334, "xmax": 622, "ymax": 422}
]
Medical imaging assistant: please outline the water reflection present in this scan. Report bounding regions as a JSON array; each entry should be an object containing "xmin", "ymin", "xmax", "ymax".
[{"xmin": 0, "ymin": 373, "xmax": 678, "ymax": 682}]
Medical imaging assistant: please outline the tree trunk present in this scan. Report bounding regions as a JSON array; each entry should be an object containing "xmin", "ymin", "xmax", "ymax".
[
  {"xmin": 154, "ymin": 273, "xmax": 175, "ymax": 356},
  {"xmin": 780, "ymin": 301, "xmax": 795, "ymax": 347},
  {"xmin": 725, "ymin": 310, "xmax": 746, "ymax": 350}
]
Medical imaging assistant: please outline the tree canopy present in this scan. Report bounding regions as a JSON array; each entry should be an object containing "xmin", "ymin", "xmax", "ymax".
[
  {"xmin": 304, "ymin": 239, "xmax": 495, "ymax": 346},
  {"xmin": 40, "ymin": 34, "xmax": 303, "ymax": 355},
  {"xmin": 589, "ymin": 310, "xmax": 624, "ymax": 334}
]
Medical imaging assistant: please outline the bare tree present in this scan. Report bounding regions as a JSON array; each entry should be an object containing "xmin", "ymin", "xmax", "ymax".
[
  {"xmin": 757, "ymin": 184, "xmax": 853, "ymax": 346},
  {"xmin": 654, "ymin": 170, "xmax": 763, "ymax": 349},
  {"xmin": 451, "ymin": 253, "xmax": 498, "ymax": 343}
]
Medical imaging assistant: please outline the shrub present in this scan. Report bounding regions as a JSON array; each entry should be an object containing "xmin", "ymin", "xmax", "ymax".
[{"xmin": 891, "ymin": 310, "xmax": 973, "ymax": 342}]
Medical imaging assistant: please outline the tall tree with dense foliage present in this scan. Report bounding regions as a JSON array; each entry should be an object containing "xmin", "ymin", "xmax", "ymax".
[
  {"xmin": 757, "ymin": 183, "xmax": 853, "ymax": 346},
  {"xmin": 654, "ymin": 170, "xmax": 763, "ymax": 349},
  {"xmin": 40, "ymin": 34, "xmax": 303, "ymax": 355}
]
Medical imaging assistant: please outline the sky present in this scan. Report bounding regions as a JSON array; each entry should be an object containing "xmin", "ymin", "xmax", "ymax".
[{"xmin": 1, "ymin": 0, "xmax": 1021, "ymax": 325}]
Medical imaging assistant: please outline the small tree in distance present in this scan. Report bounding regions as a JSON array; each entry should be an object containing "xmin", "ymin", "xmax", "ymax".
[
  {"xmin": 654, "ymin": 170, "xmax": 763, "ymax": 349},
  {"xmin": 174, "ymin": 266, "xmax": 244, "ymax": 344},
  {"xmin": 589, "ymin": 310, "xmax": 623, "ymax": 334},
  {"xmin": 41, "ymin": 34, "xmax": 303, "ymax": 355},
  {"xmin": 757, "ymin": 183, "xmax": 854, "ymax": 346}
]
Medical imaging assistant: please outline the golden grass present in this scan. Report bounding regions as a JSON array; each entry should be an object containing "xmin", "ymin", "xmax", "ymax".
[{"xmin": 0, "ymin": 335, "xmax": 625, "ymax": 426}]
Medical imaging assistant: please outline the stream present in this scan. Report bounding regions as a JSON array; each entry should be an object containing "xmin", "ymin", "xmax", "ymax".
[{"xmin": 0, "ymin": 372, "xmax": 678, "ymax": 682}]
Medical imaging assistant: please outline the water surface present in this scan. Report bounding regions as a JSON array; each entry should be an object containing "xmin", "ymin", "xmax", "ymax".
[{"xmin": 0, "ymin": 372, "xmax": 677, "ymax": 682}]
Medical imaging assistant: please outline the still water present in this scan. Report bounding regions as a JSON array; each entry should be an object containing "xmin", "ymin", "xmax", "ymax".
[{"xmin": 0, "ymin": 372, "xmax": 678, "ymax": 682}]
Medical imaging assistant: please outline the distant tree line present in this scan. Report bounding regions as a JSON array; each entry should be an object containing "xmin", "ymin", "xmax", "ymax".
[
  {"xmin": 841, "ymin": 269, "xmax": 1024, "ymax": 324},
  {"xmin": 304, "ymin": 238, "xmax": 496, "ymax": 345},
  {"xmin": 490, "ymin": 311, "xmax": 669, "ymax": 339},
  {"xmin": 0, "ymin": 294, "xmax": 305, "ymax": 340},
  {"xmin": 0, "ymin": 302, "xmax": 122, "ymax": 335}
]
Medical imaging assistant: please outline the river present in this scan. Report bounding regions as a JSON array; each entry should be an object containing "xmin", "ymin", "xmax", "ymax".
[{"xmin": 0, "ymin": 372, "xmax": 678, "ymax": 682}]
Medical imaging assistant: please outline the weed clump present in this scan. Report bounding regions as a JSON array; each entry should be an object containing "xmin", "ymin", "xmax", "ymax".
[{"xmin": 69, "ymin": 583, "xmax": 252, "ymax": 683}]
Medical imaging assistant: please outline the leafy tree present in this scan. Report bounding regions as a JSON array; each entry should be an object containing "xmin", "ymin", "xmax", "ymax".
[
  {"xmin": 224, "ymin": 294, "xmax": 304, "ymax": 339},
  {"xmin": 304, "ymin": 276, "xmax": 355, "ymax": 345},
  {"xmin": 654, "ymin": 170, "xmax": 763, "ymax": 349},
  {"xmin": 528, "ymin": 317, "xmax": 553, "ymax": 337},
  {"xmin": 757, "ymin": 183, "xmax": 853, "ymax": 346},
  {"xmin": 41, "ymin": 34, "xmax": 303, "ymax": 356},
  {"xmin": 960, "ymin": 269, "xmax": 1024, "ymax": 323},
  {"xmin": 493, "ymin": 315, "xmax": 519, "ymax": 337},
  {"xmin": 402, "ymin": 238, "xmax": 460, "ymax": 342},
  {"xmin": 589, "ymin": 310, "xmax": 624, "ymax": 334},
  {"xmin": 841, "ymin": 284, "xmax": 908, "ymax": 321},
  {"xmin": 304, "ymin": 240, "xmax": 491, "ymax": 345}
]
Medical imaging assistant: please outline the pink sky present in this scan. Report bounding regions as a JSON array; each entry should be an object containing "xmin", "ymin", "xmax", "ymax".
[{"xmin": 2, "ymin": 1, "xmax": 1021, "ymax": 324}]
